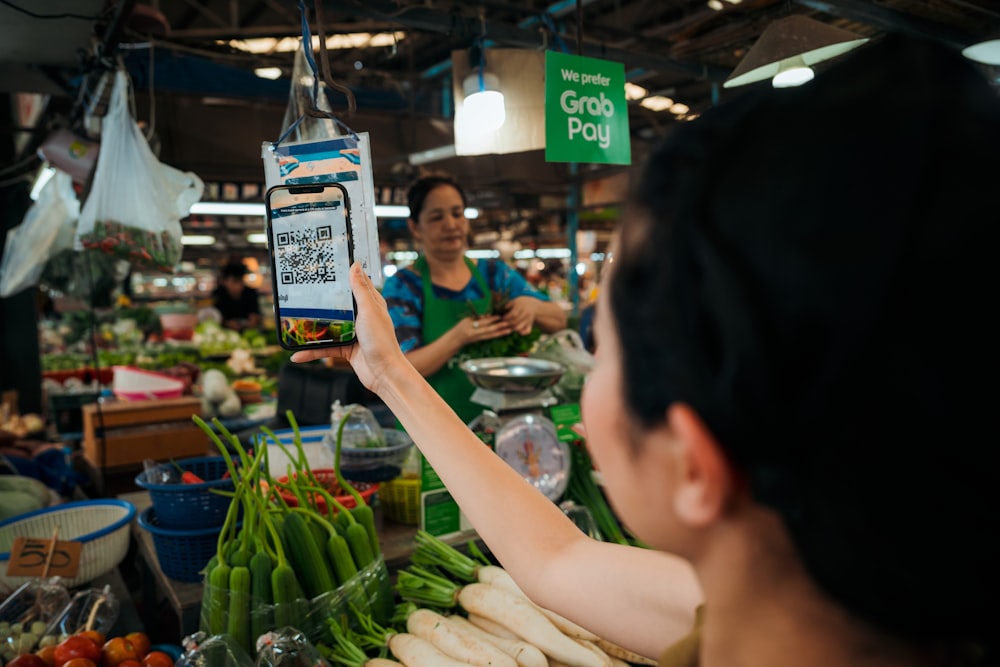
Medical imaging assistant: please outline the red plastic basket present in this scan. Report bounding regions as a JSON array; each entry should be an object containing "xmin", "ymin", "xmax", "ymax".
[{"xmin": 273, "ymin": 470, "xmax": 378, "ymax": 515}]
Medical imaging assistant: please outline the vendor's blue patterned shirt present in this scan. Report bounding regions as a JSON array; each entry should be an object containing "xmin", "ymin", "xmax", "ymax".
[{"xmin": 381, "ymin": 259, "xmax": 548, "ymax": 352}]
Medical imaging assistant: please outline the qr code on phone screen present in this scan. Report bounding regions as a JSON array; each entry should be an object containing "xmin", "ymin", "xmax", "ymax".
[{"xmin": 276, "ymin": 225, "xmax": 338, "ymax": 285}]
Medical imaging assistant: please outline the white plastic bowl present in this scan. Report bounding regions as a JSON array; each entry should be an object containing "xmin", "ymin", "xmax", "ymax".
[
  {"xmin": 0, "ymin": 500, "xmax": 135, "ymax": 593},
  {"xmin": 112, "ymin": 366, "xmax": 185, "ymax": 401}
]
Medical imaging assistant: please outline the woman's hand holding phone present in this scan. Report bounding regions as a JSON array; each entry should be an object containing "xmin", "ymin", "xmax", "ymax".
[{"xmin": 291, "ymin": 262, "xmax": 407, "ymax": 396}]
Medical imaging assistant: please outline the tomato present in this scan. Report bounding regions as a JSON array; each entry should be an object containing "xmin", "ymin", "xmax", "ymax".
[
  {"xmin": 140, "ymin": 652, "xmax": 173, "ymax": 667},
  {"xmin": 54, "ymin": 636, "xmax": 102, "ymax": 667},
  {"xmin": 62, "ymin": 660, "xmax": 98, "ymax": 667},
  {"xmin": 35, "ymin": 645, "xmax": 58, "ymax": 667},
  {"xmin": 100, "ymin": 638, "xmax": 139, "ymax": 667},
  {"xmin": 123, "ymin": 634, "xmax": 150, "ymax": 659},
  {"xmin": 117, "ymin": 661, "xmax": 143, "ymax": 667},
  {"xmin": 77, "ymin": 632, "xmax": 105, "ymax": 648},
  {"xmin": 8, "ymin": 654, "xmax": 47, "ymax": 667}
]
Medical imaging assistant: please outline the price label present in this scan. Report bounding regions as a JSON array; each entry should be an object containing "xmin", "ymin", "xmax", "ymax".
[{"xmin": 5, "ymin": 537, "xmax": 82, "ymax": 578}]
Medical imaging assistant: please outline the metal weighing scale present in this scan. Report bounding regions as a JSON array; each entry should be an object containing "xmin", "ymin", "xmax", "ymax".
[{"xmin": 459, "ymin": 357, "xmax": 573, "ymax": 502}]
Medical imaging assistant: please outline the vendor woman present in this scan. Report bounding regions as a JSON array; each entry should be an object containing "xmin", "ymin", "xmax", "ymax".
[{"xmin": 380, "ymin": 175, "xmax": 567, "ymax": 423}]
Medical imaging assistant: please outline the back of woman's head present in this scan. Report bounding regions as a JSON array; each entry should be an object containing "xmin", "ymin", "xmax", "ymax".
[
  {"xmin": 407, "ymin": 175, "xmax": 466, "ymax": 221},
  {"xmin": 610, "ymin": 33, "xmax": 1000, "ymax": 660}
]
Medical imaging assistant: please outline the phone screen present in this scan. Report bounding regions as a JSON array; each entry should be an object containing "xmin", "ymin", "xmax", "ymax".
[{"xmin": 265, "ymin": 184, "xmax": 356, "ymax": 350}]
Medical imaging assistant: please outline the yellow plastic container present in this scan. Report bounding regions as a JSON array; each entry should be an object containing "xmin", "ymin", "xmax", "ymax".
[{"xmin": 379, "ymin": 477, "xmax": 420, "ymax": 525}]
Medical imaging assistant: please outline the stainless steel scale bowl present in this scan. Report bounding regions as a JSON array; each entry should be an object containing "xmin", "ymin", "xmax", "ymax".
[{"xmin": 459, "ymin": 357, "xmax": 566, "ymax": 394}]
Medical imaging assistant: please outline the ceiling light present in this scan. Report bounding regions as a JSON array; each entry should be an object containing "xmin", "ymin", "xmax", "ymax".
[
  {"xmin": 254, "ymin": 67, "xmax": 282, "ymax": 80},
  {"xmin": 227, "ymin": 32, "xmax": 405, "ymax": 55},
  {"xmin": 640, "ymin": 95, "xmax": 674, "ymax": 112},
  {"xmin": 188, "ymin": 201, "xmax": 477, "ymax": 220},
  {"xmin": 771, "ymin": 54, "xmax": 815, "ymax": 87},
  {"xmin": 408, "ymin": 144, "xmax": 457, "ymax": 166},
  {"xmin": 463, "ymin": 69, "xmax": 506, "ymax": 132},
  {"xmin": 247, "ymin": 233, "xmax": 268, "ymax": 244},
  {"xmin": 624, "ymin": 82, "xmax": 648, "ymax": 101},
  {"xmin": 190, "ymin": 202, "xmax": 265, "ymax": 216},
  {"xmin": 669, "ymin": 102, "xmax": 690, "ymax": 115},
  {"xmin": 724, "ymin": 15, "xmax": 868, "ymax": 89},
  {"xmin": 707, "ymin": 0, "xmax": 724, "ymax": 11},
  {"xmin": 536, "ymin": 248, "xmax": 572, "ymax": 259},
  {"xmin": 182, "ymin": 235, "xmax": 216, "ymax": 246},
  {"xmin": 466, "ymin": 249, "xmax": 500, "ymax": 259},
  {"xmin": 962, "ymin": 37, "xmax": 1000, "ymax": 65}
]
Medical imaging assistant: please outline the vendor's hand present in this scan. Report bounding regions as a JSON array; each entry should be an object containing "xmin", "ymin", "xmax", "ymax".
[
  {"xmin": 290, "ymin": 263, "xmax": 404, "ymax": 395},
  {"xmin": 458, "ymin": 315, "xmax": 511, "ymax": 345},
  {"xmin": 503, "ymin": 296, "xmax": 537, "ymax": 335}
]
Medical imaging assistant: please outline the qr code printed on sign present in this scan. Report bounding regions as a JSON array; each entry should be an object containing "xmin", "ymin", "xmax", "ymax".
[{"xmin": 276, "ymin": 225, "xmax": 338, "ymax": 285}]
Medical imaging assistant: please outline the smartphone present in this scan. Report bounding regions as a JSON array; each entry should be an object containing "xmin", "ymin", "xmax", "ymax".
[{"xmin": 265, "ymin": 183, "xmax": 357, "ymax": 350}]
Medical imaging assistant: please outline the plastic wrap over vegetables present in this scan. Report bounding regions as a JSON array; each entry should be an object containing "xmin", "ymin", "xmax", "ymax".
[
  {"xmin": 255, "ymin": 627, "xmax": 330, "ymax": 667},
  {"xmin": 177, "ymin": 631, "xmax": 254, "ymax": 667}
]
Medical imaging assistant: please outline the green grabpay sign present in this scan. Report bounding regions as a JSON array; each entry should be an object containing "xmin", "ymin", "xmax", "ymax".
[{"xmin": 545, "ymin": 51, "xmax": 631, "ymax": 165}]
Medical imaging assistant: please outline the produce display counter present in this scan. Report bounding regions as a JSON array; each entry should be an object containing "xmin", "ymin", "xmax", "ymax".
[
  {"xmin": 117, "ymin": 490, "xmax": 477, "ymax": 642},
  {"xmin": 77, "ymin": 397, "xmax": 212, "ymax": 496}
]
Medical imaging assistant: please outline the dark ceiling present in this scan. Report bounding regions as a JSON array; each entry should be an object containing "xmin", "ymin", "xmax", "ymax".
[{"xmin": 2, "ymin": 0, "xmax": 999, "ymax": 253}]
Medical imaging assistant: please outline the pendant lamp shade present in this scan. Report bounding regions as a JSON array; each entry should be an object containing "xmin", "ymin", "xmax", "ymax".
[
  {"xmin": 724, "ymin": 15, "xmax": 869, "ymax": 88},
  {"xmin": 962, "ymin": 36, "xmax": 1000, "ymax": 65}
]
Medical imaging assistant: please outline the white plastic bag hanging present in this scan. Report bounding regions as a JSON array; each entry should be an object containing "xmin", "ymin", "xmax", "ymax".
[
  {"xmin": 0, "ymin": 170, "xmax": 79, "ymax": 297},
  {"xmin": 76, "ymin": 69, "xmax": 203, "ymax": 272}
]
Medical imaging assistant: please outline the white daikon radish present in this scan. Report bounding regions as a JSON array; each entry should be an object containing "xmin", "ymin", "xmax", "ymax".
[
  {"xmin": 458, "ymin": 583, "xmax": 611, "ymax": 667},
  {"xmin": 593, "ymin": 638, "xmax": 657, "ymax": 666},
  {"xmin": 477, "ymin": 566, "xmax": 600, "ymax": 642},
  {"xmin": 388, "ymin": 632, "xmax": 478, "ymax": 667},
  {"xmin": 406, "ymin": 608, "xmax": 517, "ymax": 667},
  {"xmin": 469, "ymin": 614, "xmax": 521, "ymax": 640},
  {"xmin": 446, "ymin": 615, "xmax": 549, "ymax": 667},
  {"xmin": 574, "ymin": 640, "xmax": 625, "ymax": 667}
]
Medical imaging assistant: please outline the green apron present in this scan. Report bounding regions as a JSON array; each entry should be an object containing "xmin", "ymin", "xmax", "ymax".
[{"xmin": 414, "ymin": 255, "xmax": 492, "ymax": 425}]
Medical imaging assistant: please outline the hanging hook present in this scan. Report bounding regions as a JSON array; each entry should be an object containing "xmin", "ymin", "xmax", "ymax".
[{"xmin": 314, "ymin": 0, "xmax": 357, "ymax": 117}]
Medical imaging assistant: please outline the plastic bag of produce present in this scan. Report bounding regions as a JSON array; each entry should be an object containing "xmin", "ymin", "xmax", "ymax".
[
  {"xmin": 75, "ymin": 68, "xmax": 203, "ymax": 273},
  {"xmin": 531, "ymin": 330, "xmax": 595, "ymax": 403},
  {"xmin": 0, "ymin": 170, "xmax": 78, "ymax": 298},
  {"xmin": 0, "ymin": 578, "xmax": 71, "ymax": 657}
]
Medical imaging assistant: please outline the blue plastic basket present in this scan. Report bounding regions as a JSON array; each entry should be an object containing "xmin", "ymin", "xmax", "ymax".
[
  {"xmin": 134, "ymin": 456, "xmax": 235, "ymax": 529},
  {"xmin": 137, "ymin": 506, "xmax": 225, "ymax": 582}
]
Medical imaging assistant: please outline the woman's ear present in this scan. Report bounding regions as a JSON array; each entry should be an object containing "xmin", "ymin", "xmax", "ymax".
[
  {"xmin": 407, "ymin": 218, "xmax": 420, "ymax": 239},
  {"xmin": 667, "ymin": 404, "xmax": 737, "ymax": 528}
]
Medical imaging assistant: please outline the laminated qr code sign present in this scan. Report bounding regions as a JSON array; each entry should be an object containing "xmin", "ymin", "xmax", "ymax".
[{"xmin": 271, "ymin": 200, "xmax": 354, "ymax": 346}]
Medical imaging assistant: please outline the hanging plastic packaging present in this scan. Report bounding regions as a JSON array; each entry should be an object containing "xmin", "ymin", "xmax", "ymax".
[
  {"xmin": 76, "ymin": 69, "xmax": 203, "ymax": 272},
  {"xmin": 0, "ymin": 170, "xmax": 79, "ymax": 297}
]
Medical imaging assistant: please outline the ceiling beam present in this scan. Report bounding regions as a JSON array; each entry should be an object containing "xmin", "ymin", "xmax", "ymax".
[
  {"xmin": 794, "ymin": 0, "xmax": 974, "ymax": 48},
  {"xmin": 178, "ymin": 0, "xmax": 232, "ymax": 30},
  {"xmin": 167, "ymin": 20, "xmax": 402, "ymax": 39},
  {"xmin": 326, "ymin": 0, "xmax": 730, "ymax": 80}
]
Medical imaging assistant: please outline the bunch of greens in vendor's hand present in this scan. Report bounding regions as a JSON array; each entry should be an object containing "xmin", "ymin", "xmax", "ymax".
[{"xmin": 459, "ymin": 287, "xmax": 541, "ymax": 359}]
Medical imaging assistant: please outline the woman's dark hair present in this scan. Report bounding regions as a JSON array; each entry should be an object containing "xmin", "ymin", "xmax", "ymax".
[
  {"xmin": 610, "ymin": 34, "xmax": 999, "ymax": 661},
  {"xmin": 221, "ymin": 261, "xmax": 248, "ymax": 280},
  {"xmin": 407, "ymin": 175, "xmax": 467, "ymax": 221}
]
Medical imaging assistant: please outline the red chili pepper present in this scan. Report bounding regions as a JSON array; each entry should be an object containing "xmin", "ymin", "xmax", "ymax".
[{"xmin": 181, "ymin": 471, "xmax": 204, "ymax": 484}]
